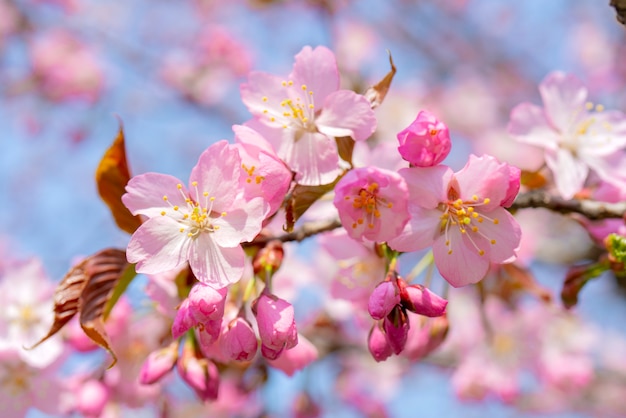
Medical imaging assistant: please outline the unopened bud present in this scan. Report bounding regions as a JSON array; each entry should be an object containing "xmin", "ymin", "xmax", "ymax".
[
  {"xmin": 177, "ymin": 339, "xmax": 220, "ymax": 402},
  {"xmin": 368, "ymin": 280, "xmax": 400, "ymax": 320},
  {"xmin": 220, "ymin": 317, "xmax": 258, "ymax": 362},
  {"xmin": 367, "ymin": 324, "xmax": 392, "ymax": 362},
  {"xmin": 139, "ymin": 341, "xmax": 179, "ymax": 385},
  {"xmin": 383, "ymin": 306, "xmax": 410, "ymax": 355},
  {"xmin": 253, "ymin": 240, "xmax": 284, "ymax": 276},
  {"xmin": 187, "ymin": 283, "xmax": 228, "ymax": 323},
  {"xmin": 397, "ymin": 110, "xmax": 451, "ymax": 167},
  {"xmin": 400, "ymin": 281, "xmax": 447, "ymax": 317},
  {"xmin": 252, "ymin": 293, "xmax": 298, "ymax": 360}
]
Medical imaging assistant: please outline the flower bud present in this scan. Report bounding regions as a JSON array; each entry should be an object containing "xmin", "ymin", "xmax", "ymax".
[
  {"xmin": 172, "ymin": 298, "xmax": 194, "ymax": 339},
  {"xmin": 403, "ymin": 314, "xmax": 449, "ymax": 361},
  {"xmin": 368, "ymin": 280, "xmax": 400, "ymax": 320},
  {"xmin": 400, "ymin": 283, "xmax": 447, "ymax": 317},
  {"xmin": 253, "ymin": 240, "xmax": 284, "ymax": 276},
  {"xmin": 367, "ymin": 324, "xmax": 392, "ymax": 362},
  {"xmin": 383, "ymin": 306, "xmax": 410, "ymax": 354},
  {"xmin": 196, "ymin": 318, "xmax": 223, "ymax": 350},
  {"xmin": 75, "ymin": 380, "xmax": 109, "ymax": 417},
  {"xmin": 220, "ymin": 317, "xmax": 258, "ymax": 362},
  {"xmin": 188, "ymin": 283, "xmax": 228, "ymax": 323},
  {"xmin": 139, "ymin": 341, "xmax": 179, "ymax": 385},
  {"xmin": 397, "ymin": 110, "xmax": 451, "ymax": 167},
  {"xmin": 177, "ymin": 340, "xmax": 219, "ymax": 402},
  {"xmin": 252, "ymin": 293, "xmax": 298, "ymax": 360}
]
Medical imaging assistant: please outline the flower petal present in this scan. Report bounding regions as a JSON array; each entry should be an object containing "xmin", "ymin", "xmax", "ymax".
[
  {"xmin": 127, "ymin": 217, "xmax": 192, "ymax": 274},
  {"xmin": 453, "ymin": 155, "xmax": 510, "ymax": 211},
  {"xmin": 507, "ymin": 102, "xmax": 561, "ymax": 150},
  {"xmin": 473, "ymin": 207, "xmax": 521, "ymax": 264},
  {"xmin": 289, "ymin": 46, "xmax": 339, "ymax": 105},
  {"xmin": 545, "ymin": 148, "xmax": 588, "ymax": 199},
  {"xmin": 240, "ymin": 71, "xmax": 292, "ymax": 128},
  {"xmin": 279, "ymin": 130, "xmax": 340, "ymax": 185},
  {"xmin": 316, "ymin": 90, "xmax": 376, "ymax": 141},
  {"xmin": 432, "ymin": 230, "xmax": 489, "ymax": 287},
  {"xmin": 213, "ymin": 197, "xmax": 265, "ymax": 247},
  {"xmin": 188, "ymin": 235, "xmax": 244, "ymax": 288},
  {"xmin": 387, "ymin": 206, "xmax": 441, "ymax": 252},
  {"xmin": 123, "ymin": 173, "xmax": 188, "ymax": 218},
  {"xmin": 539, "ymin": 71, "xmax": 588, "ymax": 133},
  {"xmin": 399, "ymin": 165, "xmax": 452, "ymax": 209},
  {"xmin": 189, "ymin": 141, "xmax": 240, "ymax": 212}
]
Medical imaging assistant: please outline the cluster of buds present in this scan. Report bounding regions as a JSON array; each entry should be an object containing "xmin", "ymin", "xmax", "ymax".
[{"xmin": 367, "ymin": 273, "xmax": 448, "ymax": 361}]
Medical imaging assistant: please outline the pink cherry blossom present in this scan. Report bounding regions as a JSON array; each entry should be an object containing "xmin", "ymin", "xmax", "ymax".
[
  {"xmin": 241, "ymin": 45, "xmax": 377, "ymax": 185},
  {"xmin": 233, "ymin": 124, "xmax": 292, "ymax": 217},
  {"xmin": 252, "ymin": 292, "xmax": 298, "ymax": 360},
  {"xmin": 397, "ymin": 110, "xmax": 451, "ymax": 167},
  {"xmin": 508, "ymin": 71, "xmax": 626, "ymax": 199},
  {"xmin": 333, "ymin": 166, "xmax": 410, "ymax": 243},
  {"xmin": 171, "ymin": 284, "xmax": 226, "ymax": 342},
  {"xmin": 139, "ymin": 341, "xmax": 178, "ymax": 385},
  {"xmin": 177, "ymin": 352, "xmax": 220, "ymax": 402},
  {"xmin": 388, "ymin": 154, "xmax": 522, "ymax": 287},
  {"xmin": 123, "ymin": 140, "xmax": 265, "ymax": 288}
]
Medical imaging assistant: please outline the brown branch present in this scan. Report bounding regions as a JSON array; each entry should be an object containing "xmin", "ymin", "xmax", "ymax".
[
  {"xmin": 511, "ymin": 190, "xmax": 626, "ymax": 220},
  {"xmin": 244, "ymin": 218, "xmax": 343, "ymax": 248}
]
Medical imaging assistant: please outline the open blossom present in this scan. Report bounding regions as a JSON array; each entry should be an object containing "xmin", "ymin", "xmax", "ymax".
[
  {"xmin": 389, "ymin": 155, "xmax": 522, "ymax": 287},
  {"xmin": 333, "ymin": 166, "xmax": 410, "ymax": 243},
  {"xmin": 123, "ymin": 141, "xmax": 265, "ymax": 288},
  {"xmin": 397, "ymin": 110, "xmax": 451, "ymax": 167},
  {"xmin": 508, "ymin": 71, "xmax": 626, "ymax": 199},
  {"xmin": 241, "ymin": 45, "xmax": 376, "ymax": 185}
]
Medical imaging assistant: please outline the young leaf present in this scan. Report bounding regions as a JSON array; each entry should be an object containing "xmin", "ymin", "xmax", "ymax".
[
  {"xmin": 364, "ymin": 51, "xmax": 397, "ymax": 109},
  {"xmin": 96, "ymin": 120, "xmax": 142, "ymax": 234}
]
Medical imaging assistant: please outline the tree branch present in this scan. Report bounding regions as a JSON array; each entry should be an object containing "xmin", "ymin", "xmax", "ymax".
[
  {"xmin": 245, "ymin": 218, "xmax": 343, "ymax": 247},
  {"xmin": 511, "ymin": 190, "xmax": 626, "ymax": 220}
]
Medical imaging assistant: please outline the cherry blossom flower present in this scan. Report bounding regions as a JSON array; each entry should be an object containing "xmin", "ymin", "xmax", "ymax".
[
  {"xmin": 389, "ymin": 155, "xmax": 522, "ymax": 287},
  {"xmin": 252, "ymin": 292, "xmax": 298, "ymax": 360},
  {"xmin": 123, "ymin": 141, "xmax": 265, "ymax": 288},
  {"xmin": 233, "ymin": 124, "xmax": 292, "ymax": 217},
  {"xmin": 241, "ymin": 45, "xmax": 377, "ymax": 185},
  {"xmin": 333, "ymin": 166, "xmax": 410, "ymax": 243},
  {"xmin": 508, "ymin": 71, "xmax": 626, "ymax": 199},
  {"xmin": 397, "ymin": 110, "xmax": 451, "ymax": 167}
]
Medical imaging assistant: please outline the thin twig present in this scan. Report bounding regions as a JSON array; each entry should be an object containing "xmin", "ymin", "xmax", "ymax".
[{"xmin": 511, "ymin": 190, "xmax": 626, "ymax": 220}]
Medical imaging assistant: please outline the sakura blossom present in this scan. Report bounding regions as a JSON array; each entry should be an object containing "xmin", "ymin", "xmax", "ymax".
[
  {"xmin": 334, "ymin": 166, "xmax": 410, "ymax": 243},
  {"xmin": 241, "ymin": 45, "xmax": 377, "ymax": 185},
  {"xmin": 397, "ymin": 110, "xmax": 452, "ymax": 167},
  {"xmin": 389, "ymin": 155, "xmax": 522, "ymax": 287},
  {"xmin": 123, "ymin": 141, "xmax": 265, "ymax": 288},
  {"xmin": 508, "ymin": 71, "xmax": 626, "ymax": 199}
]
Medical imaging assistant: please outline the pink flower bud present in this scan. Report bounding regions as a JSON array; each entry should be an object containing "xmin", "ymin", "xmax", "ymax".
[
  {"xmin": 400, "ymin": 283, "xmax": 447, "ymax": 317},
  {"xmin": 252, "ymin": 293, "xmax": 298, "ymax": 360},
  {"xmin": 383, "ymin": 306, "xmax": 410, "ymax": 354},
  {"xmin": 188, "ymin": 283, "xmax": 228, "ymax": 323},
  {"xmin": 196, "ymin": 318, "xmax": 223, "ymax": 349},
  {"xmin": 220, "ymin": 317, "xmax": 258, "ymax": 361},
  {"xmin": 172, "ymin": 298, "xmax": 194, "ymax": 339},
  {"xmin": 267, "ymin": 334, "xmax": 318, "ymax": 376},
  {"xmin": 368, "ymin": 324, "xmax": 392, "ymax": 362},
  {"xmin": 397, "ymin": 110, "xmax": 451, "ymax": 167},
  {"xmin": 139, "ymin": 341, "xmax": 179, "ymax": 385},
  {"xmin": 177, "ymin": 341, "xmax": 220, "ymax": 402},
  {"xmin": 368, "ymin": 280, "xmax": 400, "ymax": 320}
]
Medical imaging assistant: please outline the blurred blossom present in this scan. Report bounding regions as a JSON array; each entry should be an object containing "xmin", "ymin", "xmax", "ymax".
[
  {"xmin": 29, "ymin": 29, "xmax": 104, "ymax": 103},
  {"xmin": 0, "ymin": 0, "xmax": 19, "ymax": 46},
  {"xmin": 267, "ymin": 334, "xmax": 318, "ymax": 376}
]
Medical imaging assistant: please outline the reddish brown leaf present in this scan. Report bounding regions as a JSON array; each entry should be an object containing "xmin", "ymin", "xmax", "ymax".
[
  {"xmin": 27, "ymin": 258, "xmax": 90, "ymax": 349},
  {"xmin": 79, "ymin": 248, "xmax": 130, "ymax": 366},
  {"xmin": 335, "ymin": 136, "xmax": 355, "ymax": 166},
  {"xmin": 611, "ymin": 0, "xmax": 626, "ymax": 25},
  {"xmin": 283, "ymin": 180, "xmax": 339, "ymax": 232},
  {"xmin": 96, "ymin": 120, "xmax": 142, "ymax": 234},
  {"xmin": 29, "ymin": 248, "xmax": 130, "ymax": 367},
  {"xmin": 364, "ymin": 51, "xmax": 397, "ymax": 109}
]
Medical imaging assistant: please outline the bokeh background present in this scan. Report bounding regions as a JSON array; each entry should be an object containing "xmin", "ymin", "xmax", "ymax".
[{"xmin": 2, "ymin": 0, "xmax": 626, "ymax": 417}]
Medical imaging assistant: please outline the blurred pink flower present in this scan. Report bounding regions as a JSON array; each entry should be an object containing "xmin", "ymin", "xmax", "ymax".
[
  {"xmin": 267, "ymin": 334, "xmax": 318, "ymax": 376},
  {"xmin": 241, "ymin": 45, "xmax": 376, "ymax": 185},
  {"xmin": 123, "ymin": 141, "xmax": 265, "ymax": 288},
  {"xmin": 139, "ymin": 341, "xmax": 179, "ymax": 385},
  {"xmin": 508, "ymin": 71, "xmax": 626, "ymax": 199},
  {"xmin": 396, "ymin": 110, "xmax": 451, "ymax": 167},
  {"xmin": 389, "ymin": 155, "xmax": 522, "ymax": 287},
  {"xmin": 334, "ymin": 166, "xmax": 410, "ymax": 243},
  {"xmin": 30, "ymin": 29, "xmax": 104, "ymax": 103}
]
